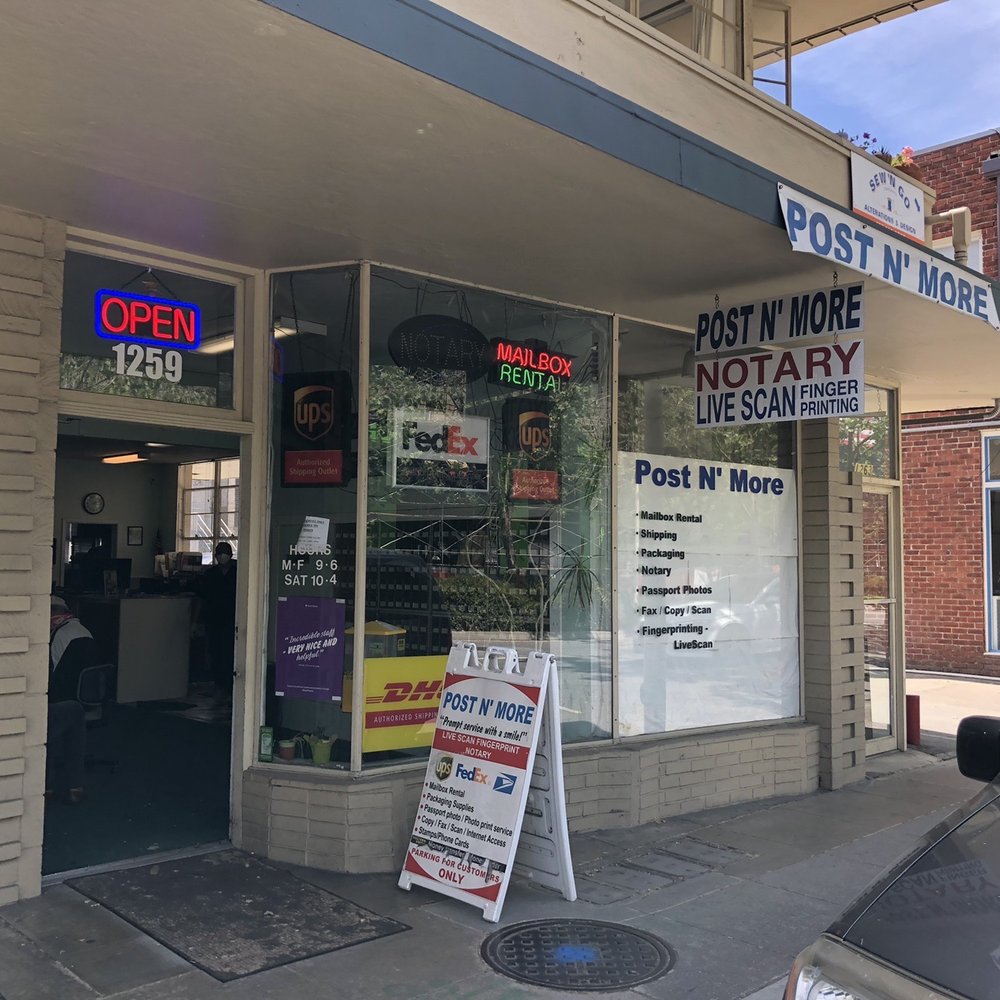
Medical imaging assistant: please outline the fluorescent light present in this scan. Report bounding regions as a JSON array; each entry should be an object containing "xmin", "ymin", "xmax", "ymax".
[
  {"xmin": 102, "ymin": 453, "xmax": 149, "ymax": 465},
  {"xmin": 199, "ymin": 334, "xmax": 235, "ymax": 355},
  {"xmin": 273, "ymin": 316, "xmax": 327, "ymax": 338},
  {"xmin": 199, "ymin": 317, "xmax": 326, "ymax": 355}
]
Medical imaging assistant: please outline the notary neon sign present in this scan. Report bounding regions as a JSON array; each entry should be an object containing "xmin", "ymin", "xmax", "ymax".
[
  {"xmin": 494, "ymin": 340, "xmax": 573, "ymax": 393},
  {"xmin": 95, "ymin": 290, "xmax": 201, "ymax": 350}
]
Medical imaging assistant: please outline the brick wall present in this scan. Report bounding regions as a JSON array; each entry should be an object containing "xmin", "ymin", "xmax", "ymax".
[
  {"xmin": 903, "ymin": 416, "xmax": 998, "ymax": 674},
  {"xmin": 0, "ymin": 206, "xmax": 64, "ymax": 902},
  {"xmin": 914, "ymin": 133, "xmax": 1000, "ymax": 279},
  {"xmin": 902, "ymin": 135, "xmax": 1000, "ymax": 675}
]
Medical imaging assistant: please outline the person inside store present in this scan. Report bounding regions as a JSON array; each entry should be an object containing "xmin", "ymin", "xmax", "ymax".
[
  {"xmin": 198, "ymin": 541, "xmax": 237, "ymax": 707},
  {"xmin": 47, "ymin": 596, "xmax": 96, "ymax": 804}
]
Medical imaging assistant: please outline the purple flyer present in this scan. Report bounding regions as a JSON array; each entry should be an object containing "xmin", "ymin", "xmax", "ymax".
[{"xmin": 275, "ymin": 597, "xmax": 346, "ymax": 701}]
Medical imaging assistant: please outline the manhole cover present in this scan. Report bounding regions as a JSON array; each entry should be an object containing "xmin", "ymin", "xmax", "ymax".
[{"xmin": 481, "ymin": 918, "xmax": 675, "ymax": 991}]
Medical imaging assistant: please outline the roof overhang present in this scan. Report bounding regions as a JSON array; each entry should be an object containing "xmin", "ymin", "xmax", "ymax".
[{"xmin": 0, "ymin": 0, "xmax": 993, "ymax": 413}]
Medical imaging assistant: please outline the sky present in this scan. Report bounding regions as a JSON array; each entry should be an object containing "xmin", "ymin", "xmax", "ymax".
[{"xmin": 790, "ymin": 0, "xmax": 1000, "ymax": 154}]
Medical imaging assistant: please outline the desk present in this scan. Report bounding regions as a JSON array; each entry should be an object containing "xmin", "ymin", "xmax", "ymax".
[{"xmin": 77, "ymin": 595, "xmax": 193, "ymax": 703}]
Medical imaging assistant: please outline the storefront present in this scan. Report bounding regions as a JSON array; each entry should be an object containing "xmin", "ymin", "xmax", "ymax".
[{"xmin": 4, "ymin": 0, "xmax": 1000, "ymax": 900}]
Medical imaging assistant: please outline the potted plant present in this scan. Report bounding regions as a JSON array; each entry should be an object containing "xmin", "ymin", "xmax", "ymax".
[
  {"xmin": 299, "ymin": 729, "xmax": 335, "ymax": 766},
  {"xmin": 891, "ymin": 146, "xmax": 923, "ymax": 182},
  {"xmin": 276, "ymin": 739, "xmax": 296, "ymax": 761},
  {"xmin": 840, "ymin": 130, "xmax": 923, "ymax": 183}
]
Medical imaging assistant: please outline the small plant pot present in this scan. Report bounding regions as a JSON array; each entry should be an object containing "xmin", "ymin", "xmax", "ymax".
[
  {"xmin": 895, "ymin": 162, "xmax": 924, "ymax": 183},
  {"xmin": 276, "ymin": 740, "xmax": 296, "ymax": 761},
  {"xmin": 310, "ymin": 739, "xmax": 334, "ymax": 766}
]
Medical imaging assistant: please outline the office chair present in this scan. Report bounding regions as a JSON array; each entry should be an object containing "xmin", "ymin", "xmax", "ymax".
[{"xmin": 76, "ymin": 663, "xmax": 118, "ymax": 773}]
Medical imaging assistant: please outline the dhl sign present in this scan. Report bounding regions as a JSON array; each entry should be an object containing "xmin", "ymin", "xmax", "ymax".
[{"xmin": 342, "ymin": 655, "xmax": 449, "ymax": 752}]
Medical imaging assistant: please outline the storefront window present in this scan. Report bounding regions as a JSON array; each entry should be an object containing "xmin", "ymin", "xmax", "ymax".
[
  {"xmin": 60, "ymin": 251, "xmax": 236, "ymax": 408},
  {"xmin": 616, "ymin": 321, "xmax": 798, "ymax": 735},
  {"xmin": 178, "ymin": 459, "xmax": 240, "ymax": 563},
  {"xmin": 363, "ymin": 267, "xmax": 613, "ymax": 765},
  {"xmin": 840, "ymin": 384, "xmax": 896, "ymax": 479},
  {"xmin": 264, "ymin": 266, "xmax": 361, "ymax": 769}
]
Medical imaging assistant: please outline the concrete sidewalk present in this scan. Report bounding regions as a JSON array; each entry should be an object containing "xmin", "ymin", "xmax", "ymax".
[{"xmin": 0, "ymin": 748, "xmax": 984, "ymax": 1000}]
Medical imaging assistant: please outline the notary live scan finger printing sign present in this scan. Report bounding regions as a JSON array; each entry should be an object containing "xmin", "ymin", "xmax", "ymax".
[{"xmin": 398, "ymin": 643, "xmax": 576, "ymax": 922}]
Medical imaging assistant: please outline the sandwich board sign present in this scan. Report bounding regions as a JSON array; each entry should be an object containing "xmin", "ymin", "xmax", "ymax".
[{"xmin": 398, "ymin": 642, "xmax": 575, "ymax": 922}]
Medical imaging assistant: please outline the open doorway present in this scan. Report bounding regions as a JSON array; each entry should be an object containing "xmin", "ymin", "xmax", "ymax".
[{"xmin": 45, "ymin": 416, "xmax": 242, "ymax": 876}]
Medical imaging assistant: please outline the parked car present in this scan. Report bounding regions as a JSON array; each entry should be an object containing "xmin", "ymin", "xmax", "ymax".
[{"xmin": 785, "ymin": 716, "xmax": 1000, "ymax": 1000}]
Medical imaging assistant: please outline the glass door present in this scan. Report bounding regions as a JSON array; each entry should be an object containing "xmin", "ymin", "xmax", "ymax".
[{"xmin": 863, "ymin": 488, "xmax": 901, "ymax": 753}]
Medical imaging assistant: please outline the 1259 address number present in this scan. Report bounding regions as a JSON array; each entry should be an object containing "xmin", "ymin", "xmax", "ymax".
[{"xmin": 112, "ymin": 343, "xmax": 183, "ymax": 383}]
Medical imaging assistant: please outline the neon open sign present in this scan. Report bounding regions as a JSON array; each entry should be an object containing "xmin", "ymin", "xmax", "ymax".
[{"xmin": 95, "ymin": 290, "xmax": 201, "ymax": 350}]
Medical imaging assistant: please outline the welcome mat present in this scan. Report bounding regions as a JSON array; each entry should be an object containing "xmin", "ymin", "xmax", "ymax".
[{"xmin": 68, "ymin": 850, "xmax": 409, "ymax": 981}]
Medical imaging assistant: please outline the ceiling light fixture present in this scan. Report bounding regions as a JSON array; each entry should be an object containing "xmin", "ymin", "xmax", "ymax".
[
  {"xmin": 199, "ymin": 316, "xmax": 327, "ymax": 356},
  {"xmin": 199, "ymin": 335, "xmax": 235, "ymax": 355},
  {"xmin": 102, "ymin": 452, "xmax": 150, "ymax": 465},
  {"xmin": 272, "ymin": 316, "xmax": 327, "ymax": 339}
]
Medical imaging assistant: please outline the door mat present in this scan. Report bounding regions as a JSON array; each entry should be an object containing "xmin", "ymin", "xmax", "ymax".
[{"xmin": 67, "ymin": 849, "xmax": 409, "ymax": 981}]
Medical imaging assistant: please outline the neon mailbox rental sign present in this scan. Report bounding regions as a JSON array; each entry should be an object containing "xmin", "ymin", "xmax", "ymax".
[
  {"xmin": 94, "ymin": 290, "xmax": 201, "ymax": 386},
  {"xmin": 493, "ymin": 340, "xmax": 573, "ymax": 393}
]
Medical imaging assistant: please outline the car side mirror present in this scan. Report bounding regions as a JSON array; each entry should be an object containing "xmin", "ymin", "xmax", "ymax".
[{"xmin": 957, "ymin": 716, "xmax": 1000, "ymax": 781}]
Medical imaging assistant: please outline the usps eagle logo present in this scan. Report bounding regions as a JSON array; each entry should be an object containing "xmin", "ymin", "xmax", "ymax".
[{"xmin": 493, "ymin": 773, "xmax": 517, "ymax": 795}]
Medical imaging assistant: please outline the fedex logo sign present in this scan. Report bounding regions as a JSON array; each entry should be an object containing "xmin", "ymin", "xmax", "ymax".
[
  {"xmin": 402, "ymin": 422, "xmax": 480, "ymax": 457},
  {"xmin": 395, "ymin": 411, "xmax": 489, "ymax": 466},
  {"xmin": 455, "ymin": 762, "xmax": 490, "ymax": 784}
]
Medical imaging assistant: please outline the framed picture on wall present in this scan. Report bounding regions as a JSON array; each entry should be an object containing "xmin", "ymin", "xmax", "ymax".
[{"xmin": 127, "ymin": 526, "xmax": 143, "ymax": 547}]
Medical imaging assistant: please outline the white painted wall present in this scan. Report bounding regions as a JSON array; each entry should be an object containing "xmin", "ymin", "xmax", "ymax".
[{"xmin": 54, "ymin": 457, "xmax": 169, "ymax": 582}]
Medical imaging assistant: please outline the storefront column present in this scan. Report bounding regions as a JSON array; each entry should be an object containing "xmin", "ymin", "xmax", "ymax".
[
  {"xmin": 0, "ymin": 205, "xmax": 64, "ymax": 901},
  {"xmin": 799, "ymin": 419, "xmax": 866, "ymax": 789}
]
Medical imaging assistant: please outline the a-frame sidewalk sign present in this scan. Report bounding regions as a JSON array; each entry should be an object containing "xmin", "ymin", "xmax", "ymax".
[{"xmin": 398, "ymin": 642, "xmax": 576, "ymax": 922}]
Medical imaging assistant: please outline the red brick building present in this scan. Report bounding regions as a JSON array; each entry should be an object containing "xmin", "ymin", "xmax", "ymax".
[{"xmin": 903, "ymin": 131, "xmax": 1000, "ymax": 674}]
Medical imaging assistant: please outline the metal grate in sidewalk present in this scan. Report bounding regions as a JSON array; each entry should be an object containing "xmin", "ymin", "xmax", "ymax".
[{"xmin": 481, "ymin": 918, "xmax": 674, "ymax": 991}]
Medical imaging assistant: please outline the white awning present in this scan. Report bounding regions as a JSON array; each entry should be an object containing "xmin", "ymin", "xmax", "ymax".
[{"xmin": 778, "ymin": 185, "xmax": 1000, "ymax": 331}]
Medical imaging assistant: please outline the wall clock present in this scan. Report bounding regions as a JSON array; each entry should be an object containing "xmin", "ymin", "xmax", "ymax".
[{"xmin": 82, "ymin": 491, "xmax": 105, "ymax": 515}]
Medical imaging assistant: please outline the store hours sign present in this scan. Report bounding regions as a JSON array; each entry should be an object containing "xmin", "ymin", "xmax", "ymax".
[{"xmin": 616, "ymin": 453, "xmax": 799, "ymax": 735}]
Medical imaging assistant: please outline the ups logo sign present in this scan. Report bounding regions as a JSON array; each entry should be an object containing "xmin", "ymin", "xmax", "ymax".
[
  {"xmin": 518, "ymin": 411, "xmax": 551, "ymax": 453},
  {"xmin": 293, "ymin": 385, "xmax": 334, "ymax": 441}
]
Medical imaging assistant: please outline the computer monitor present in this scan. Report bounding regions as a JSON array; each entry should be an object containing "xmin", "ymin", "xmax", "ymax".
[
  {"xmin": 178, "ymin": 552, "xmax": 204, "ymax": 573},
  {"xmin": 110, "ymin": 558, "xmax": 131, "ymax": 592}
]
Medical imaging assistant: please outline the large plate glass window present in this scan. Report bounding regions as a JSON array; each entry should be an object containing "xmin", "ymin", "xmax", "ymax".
[
  {"xmin": 616, "ymin": 320, "xmax": 798, "ymax": 735},
  {"xmin": 363, "ymin": 266, "xmax": 613, "ymax": 766},
  {"xmin": 60, "ymin": 250, "xmax": 236, "ymax": 408},
  {"xmin": 263, "ymin": 266, "xmax": 361, "ymax": 770}
]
